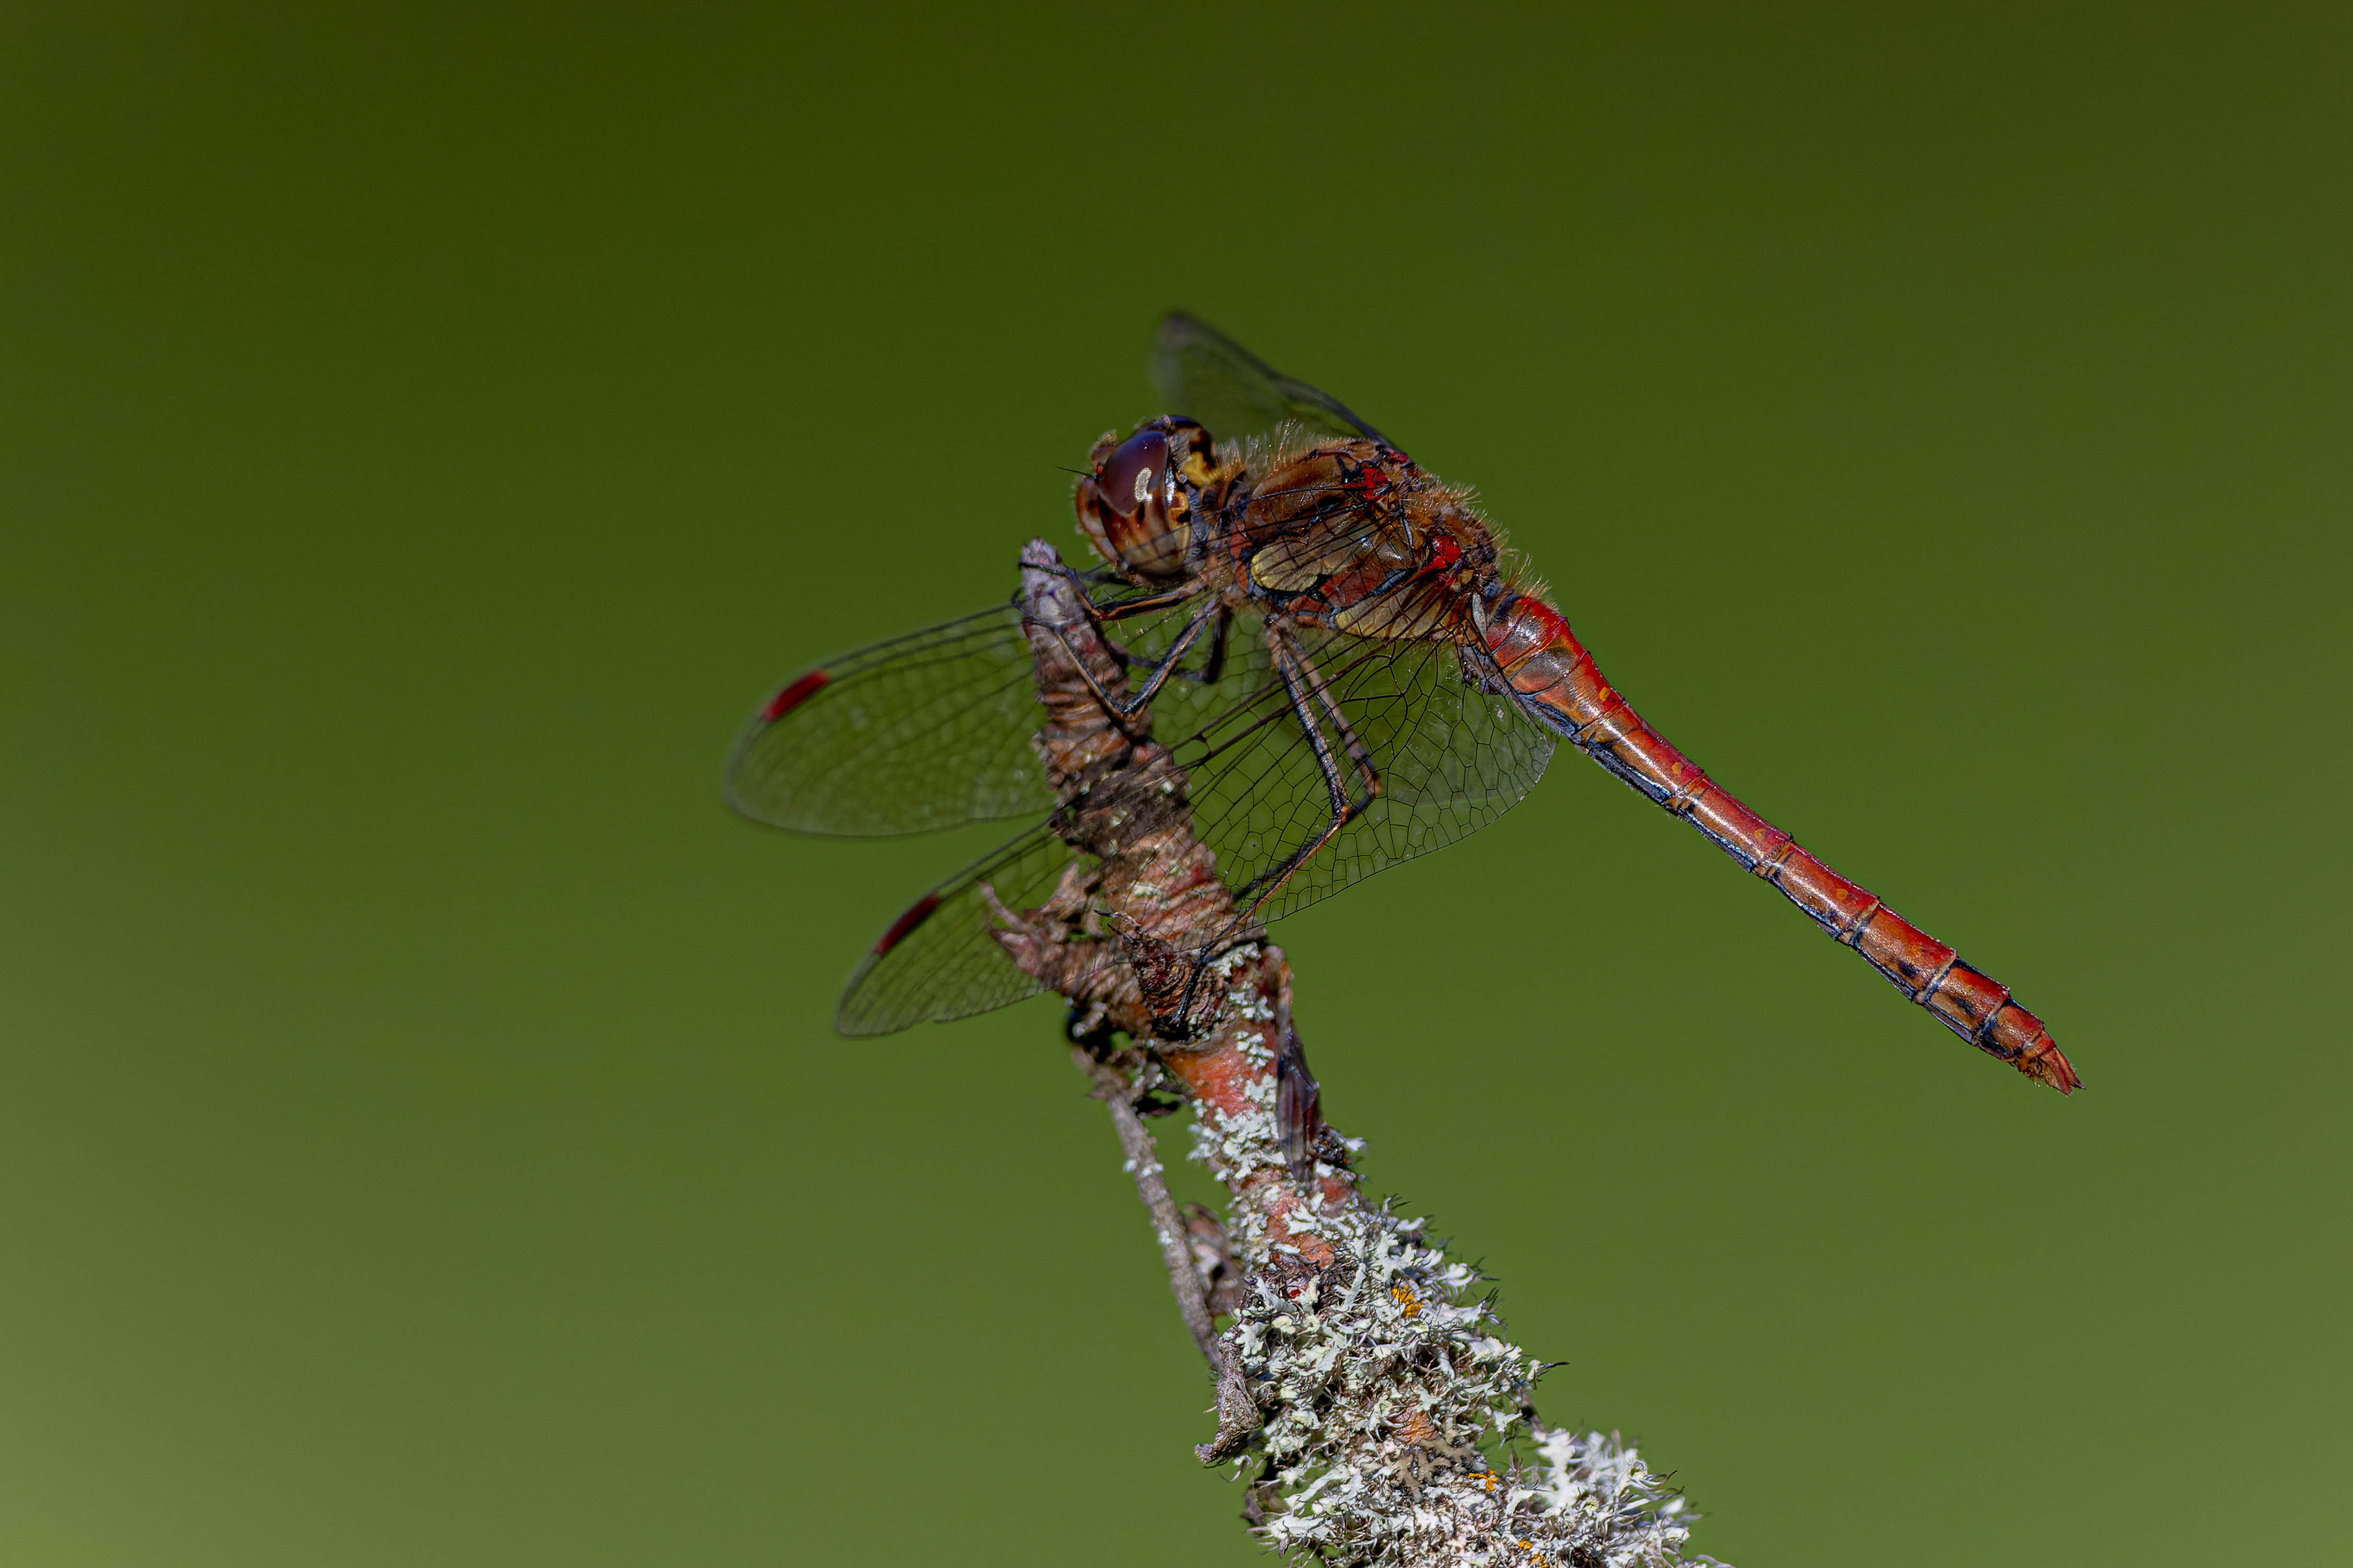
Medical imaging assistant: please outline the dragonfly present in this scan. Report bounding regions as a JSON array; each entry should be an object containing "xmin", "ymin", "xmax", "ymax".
[{"xmin": 727, "ymin": 314, "xmax": 2080, "ymax": 1094}]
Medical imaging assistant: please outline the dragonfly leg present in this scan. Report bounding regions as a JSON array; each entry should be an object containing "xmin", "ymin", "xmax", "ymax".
[
  {"xmin": 1084, "ymin": 582, "xmax": 1225, "ymax": 686},
  {"xmin": 1163, "ymin": 634, "xmax": 1384, "ymax": 1033},
  {"xmin": 1060, "ymin": 556, "xmax": 1235, "ymax": 686},
  {"xmin": 1018, "ymin": 560, "xmax": 1195, "ymax": 656},
  {"xmin": 1169, "ymin": 607, "xmax": 1232, "ymax": 685},
  {"xmin": 1018, "ymin": 559, "xmax": 1219, "ymax": 720},
  {"xmin": 1285, "ymin": 634, "xmax": 1382, "ymax": 802},
  {"xmin": 1027, "ymin": 558, "xmax": 1200, "ymax": 634},
  {"xmin": 1106, "ymin": 604, "xmax": 1228, "ymax": 686},
  {"xmin": 1117, "ymin": 601, "xmax": 1226, "ymax": 710},
  {"xmin": 1237, "ymin": 646, "xmax": 1381, "ymax": 922},
  {"xmin": 1089, "ymin": 582, "xmax": 1204, "ymax": 624},
  {"xmin": 1040, "ymin": 596, "xmax": 1222, "ymax": 730}
]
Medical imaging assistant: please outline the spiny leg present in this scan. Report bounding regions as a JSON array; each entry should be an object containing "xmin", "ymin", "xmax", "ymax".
[
  {"xmin": 1041, "ymin": 595, "xmax": 1221, "ymax": 734},
  {"xmin": 1169, "ymin": 606, "xmax": 1231, "ymax": 686},
  {"xmin": 1285, "ymin": 633, "xmax": 1381, "ymax": 802},
  {"xmin": 1090, "ymin": 587, "xmax": 1229, "ymax": 692},
  {"xmin": 1236, "ymin": 629, "xmax": 1383, "ymax": 923},
  {"xmin": 1057, "ymin": 566, "xmax": 1227, "ymax": 690},
  {"xmin": 1013, "ymin": 563, "xmax": 1216, "ymax": 738},
  {"xmin": 1166, "ymin": 630, "xmax": 1383, "ymax": 1032}
]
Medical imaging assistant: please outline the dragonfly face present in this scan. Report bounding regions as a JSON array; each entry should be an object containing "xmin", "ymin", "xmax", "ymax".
[{"xmin": 1077, "ymin": 417, "xmax": 1220, "ymax": 585}]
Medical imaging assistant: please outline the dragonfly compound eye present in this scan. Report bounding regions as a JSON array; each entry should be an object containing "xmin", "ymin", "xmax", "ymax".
[{"xmin": 1097, "ymin": 429, "xmax": 1168, "ymax": 518}]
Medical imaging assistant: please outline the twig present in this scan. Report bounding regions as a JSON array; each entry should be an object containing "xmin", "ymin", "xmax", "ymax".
[
  {"xmin": 1069, "ymin": 1039, "xmax": 1263, "ymax": 1452},
  {"xmin": 1073, "ymin": 1043, "xmax": 1219, "ymax": 1359},
  {"xmin": 992, "ymin": 539, "xmax": 1717, "ymax": 1566}
]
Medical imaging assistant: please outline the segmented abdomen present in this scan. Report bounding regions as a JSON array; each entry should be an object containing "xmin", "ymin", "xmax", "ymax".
[{"xmin": 1481, "ymin": 594, "xmax": 2078, "ymax": 1093}]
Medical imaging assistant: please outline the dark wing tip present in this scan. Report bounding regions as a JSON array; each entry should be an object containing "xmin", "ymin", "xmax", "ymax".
[
  {"xmin": 722, "ymin": 668, "xmax": 831, "ymax": 824},
  {"xmin": 828, "ymin": 893, "xmax": 949, "ymax": 1034},
  {"xmin": 760, "ymin": 668, "xmax": 831, "ymax": 723},
  {"xmin": 871, "ymin": 892, "xmax": 944, "ymax": 958}
]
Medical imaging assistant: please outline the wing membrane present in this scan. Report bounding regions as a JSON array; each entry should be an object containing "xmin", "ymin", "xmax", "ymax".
[
  {"xmin": 828, "ymin": 617, "xmax": 1559, "ymax": 1033},
  {"xmin": 1172, "ymin": 628, "xmax": 1557, "ymax": 927},
  {"xmin": 727, "ymin": 586, "xmax": 1224, "ymax": 838},
  {"xmin": 835, "ymin": 824, "xmax": 1079, "ymax": 1035},
  {"xmin": 726, "ymin": 603, "xmax": 1054, "ymax": 836},
  {"xmin": 1152, "ymin": 312, "xmax": 1391, "ymax": 448}
]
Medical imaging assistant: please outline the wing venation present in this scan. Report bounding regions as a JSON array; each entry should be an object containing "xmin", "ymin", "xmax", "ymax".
[
  {"xmin": 1171, "ymin": 628, "xmax": 1557, "ymax": 928},
  {"xmin": 725, "ymin": 603, "xmax": 1053, "ymax": 837},
  {"xmin": 1152, "ymin": 312, "xmax": 1392, "ymax": 449},
  {"xmin": 835, "ymin": 824, "xmax": 1080, "ymax": 1035}
]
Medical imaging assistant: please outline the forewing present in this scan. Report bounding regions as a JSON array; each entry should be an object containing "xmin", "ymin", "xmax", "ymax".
[
  {"xmin": 830, "ymin": 588, "xmax": 1255, "ymax": 1035},
  {"xmin": 1170, "ymin": 628, "xmax": 1557, "ymax": 926},
  {"xmin": 835, "ymin": 824, "xmax": 1078, "ymax": 1035},
  {"xmin": 1152, "ymin": 312, "xmax": 1391, "ymax": 448},
  {"xmin": 726, "ymin": 603, "xmax": 1055, "ymax": 836},
  {"xmin": 823, "ymin": 608, "xmax": 1553, "ymax": 1033}
]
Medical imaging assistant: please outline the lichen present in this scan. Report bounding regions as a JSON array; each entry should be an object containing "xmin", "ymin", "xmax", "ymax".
[{"xmin": 1207, "ymin": 1197, "xmax": 1717, "ymax": 1567}]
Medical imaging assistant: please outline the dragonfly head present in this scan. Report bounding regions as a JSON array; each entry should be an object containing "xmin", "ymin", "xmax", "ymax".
[{"xmin": 1075, "ymin": 417, "xmax": 1217, "ymax": 583}]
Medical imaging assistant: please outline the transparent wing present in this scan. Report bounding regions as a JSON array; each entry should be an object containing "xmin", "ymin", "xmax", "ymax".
[
  {"xmin": 724, "ymin": 603, "xmax": 1054, "ymax": 837},
  {"xmin": 827, "ymin": 601, "xmax": 1247, "ymax": 1035},
  {"xmin": 727, "ymin": 588, "xmax": 1220, "ymax": 838},
  {"xmin": 825, "ymin": 612, "xmax": 1556, "ymax": 1036},
  {"xmin": 1151, "ymin": 312, "xmax": 1392, "ymax": 448},
  {"xmin": 835, "ymin": 823, "xmax": 1078, "ymax": 1035},
  {"xmin": 1172, "ymin": 623, "xmax": 1558, "ymax": 927}
]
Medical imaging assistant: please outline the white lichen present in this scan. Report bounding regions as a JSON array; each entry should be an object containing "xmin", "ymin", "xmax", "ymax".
[{"xmin": 1202, "ymin": 1193, "xmax": 1718, "ymax": 1567}]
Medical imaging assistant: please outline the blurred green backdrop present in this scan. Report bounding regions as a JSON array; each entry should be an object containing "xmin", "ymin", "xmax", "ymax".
[{"xmin": 3, "ymin": 3, "xmax": 2346, "ymax": 1564}]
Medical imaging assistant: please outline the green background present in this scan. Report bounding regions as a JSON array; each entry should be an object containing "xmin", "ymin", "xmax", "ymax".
[{"xmin": 4, "ymin": 4, "xmax": 2345, "ymax": 1563}]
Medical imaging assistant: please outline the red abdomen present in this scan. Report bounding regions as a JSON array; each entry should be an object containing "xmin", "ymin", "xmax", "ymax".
[{"xmin": 1481, "ymin": 594, "xmax": 2078, "ymax": 1093}]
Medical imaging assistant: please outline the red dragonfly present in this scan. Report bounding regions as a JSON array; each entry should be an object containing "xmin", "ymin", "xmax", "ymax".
[{"xmin": 729, "ymin": 315, "xmax": 2079, "ymax": 1093}]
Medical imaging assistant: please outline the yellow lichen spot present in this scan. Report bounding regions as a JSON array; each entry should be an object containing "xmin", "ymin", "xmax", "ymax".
[{"xmin": 1390, "ymin": 1282, "xmax": 1420, "ymax": 1317}]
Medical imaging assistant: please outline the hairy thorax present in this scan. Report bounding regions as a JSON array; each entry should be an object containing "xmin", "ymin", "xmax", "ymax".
[{"xmin": 1226, "ymin": 438, "xmax": 1507, "ymax": 644}]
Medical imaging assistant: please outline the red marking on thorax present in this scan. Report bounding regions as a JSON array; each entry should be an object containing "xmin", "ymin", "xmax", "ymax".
[
  {"xmin": 762, "ymin": 669, "xmax": 830, "ymax": 722},
  {"xmin": 872, "ymin": 893, "xmax": 942, "ymax": 956}
]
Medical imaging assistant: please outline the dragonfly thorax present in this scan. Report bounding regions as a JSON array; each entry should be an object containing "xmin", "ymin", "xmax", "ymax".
[{"xmin": 1234, "ymin": 441, "xmax": 1507, "ymax": 630}]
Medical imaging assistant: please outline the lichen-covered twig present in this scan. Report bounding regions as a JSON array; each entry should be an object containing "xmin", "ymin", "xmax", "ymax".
[{"xmin": 994, "ymin": 540, "xmax": 1719, "ymax": 1566}]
